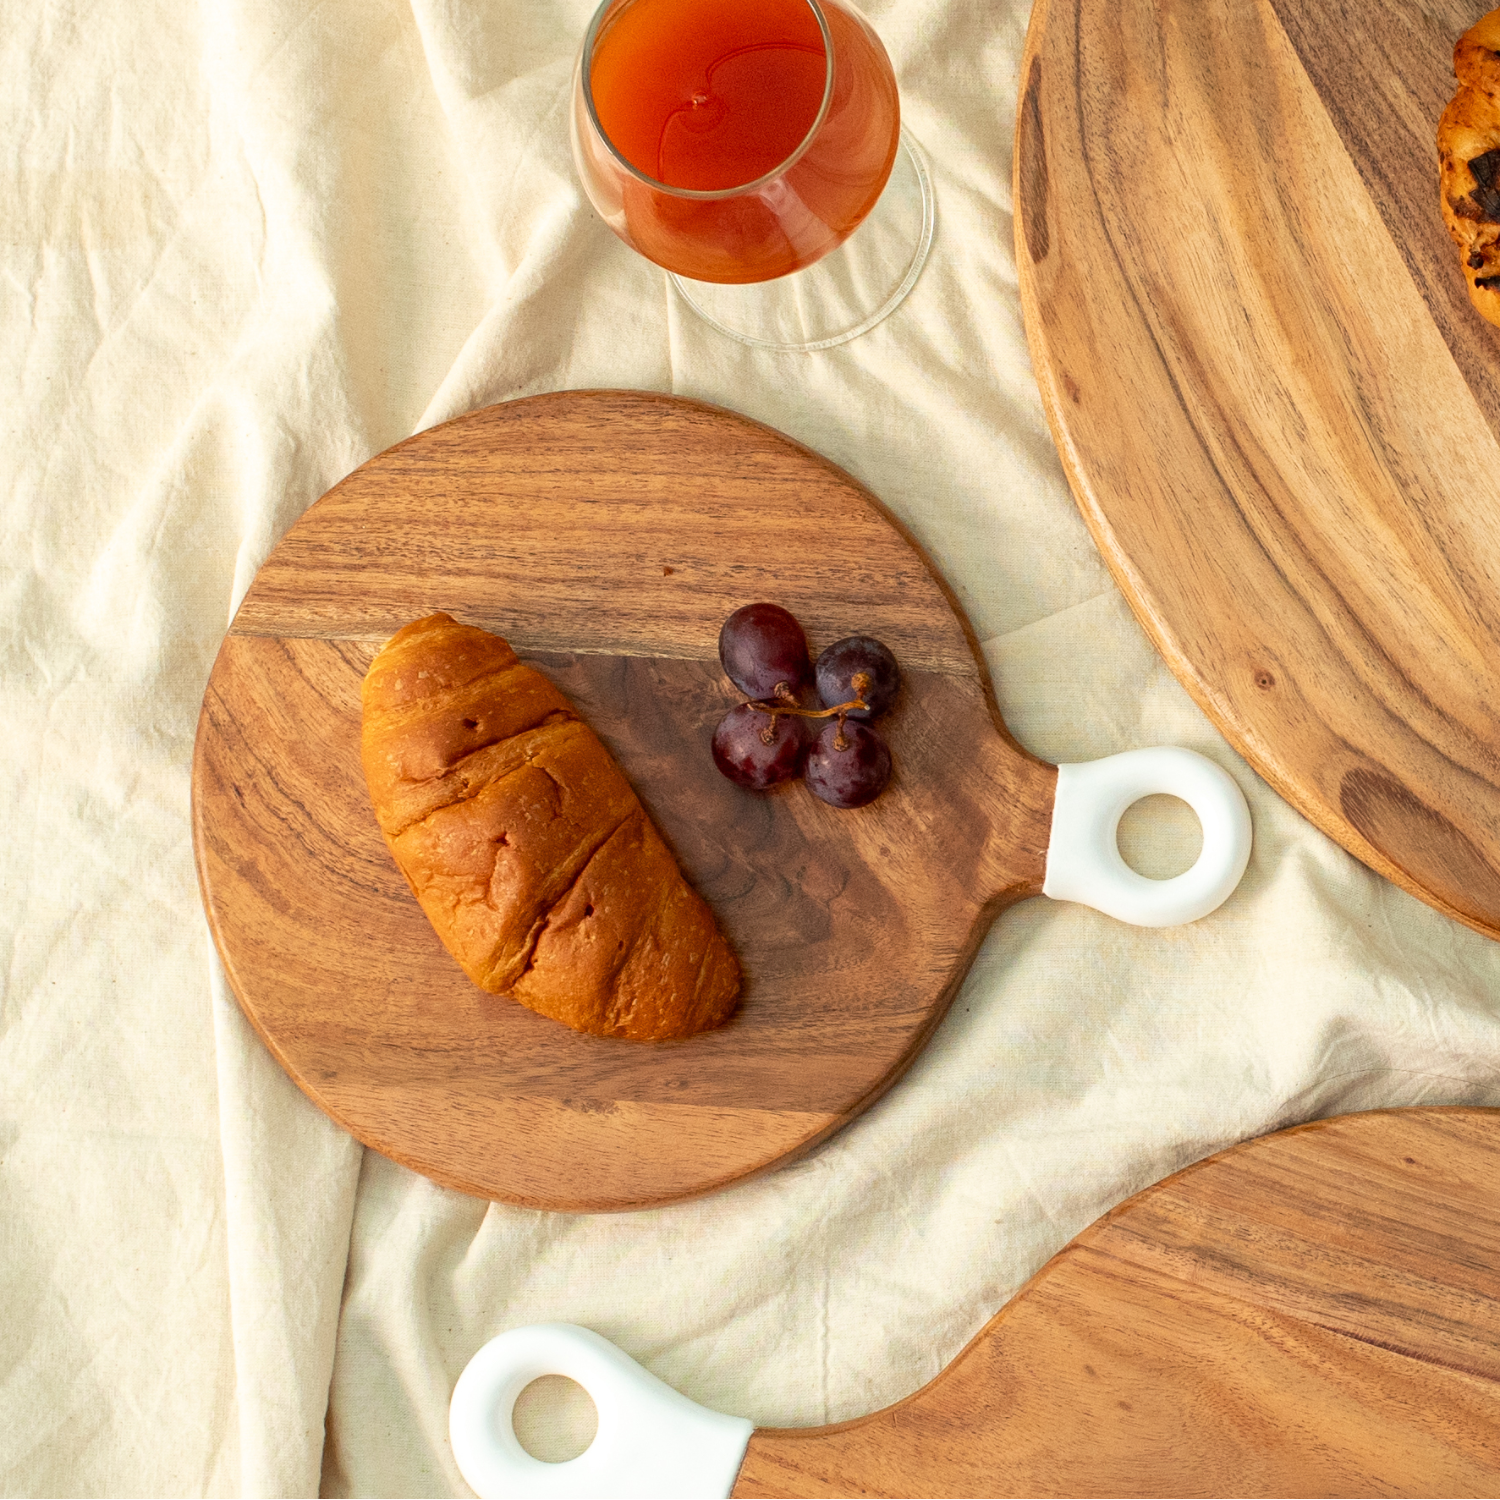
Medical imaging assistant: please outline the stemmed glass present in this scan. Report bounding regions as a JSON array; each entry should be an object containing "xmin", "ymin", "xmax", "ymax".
[{"xmin": 570, "ymin": 0, "xmax": 933, "ymax": 351}]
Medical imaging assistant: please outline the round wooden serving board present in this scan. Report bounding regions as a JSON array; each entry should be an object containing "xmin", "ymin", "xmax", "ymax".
[
  {"xmin": 1016, "ymin": 0, "xmax": 1500, "ymax": 938},
  {"xmin": 191, "ymin": 391, "xmax": 1057, "ymax": 1213},
  {"xmin": 732, "ymin": 1106, "xmax": 1500, "ymax": 1498}
]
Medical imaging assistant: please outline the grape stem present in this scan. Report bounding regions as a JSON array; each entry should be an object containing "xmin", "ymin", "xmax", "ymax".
[
  {"xmin": 746, "ymin": 695, "xmax": 868, "ymax": 721},
  {"xmin": 750, "ymin": 675, "xmax": 873, "ymax": 745}
]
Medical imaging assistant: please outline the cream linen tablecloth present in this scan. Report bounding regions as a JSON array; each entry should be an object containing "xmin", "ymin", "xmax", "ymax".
[{"xmin": 5, "ymin": 1, "xmax": 1500, "ymax": 1494}]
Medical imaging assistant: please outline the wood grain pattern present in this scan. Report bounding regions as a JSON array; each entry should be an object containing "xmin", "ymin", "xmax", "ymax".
[
  {"xmin": 732, "ymin": 1106, "xmax": 1500, "ymax": 1498},
  {"xmin": 191, "ymin": 391, "xmax": 1057, "ymax": 1212},
  {"xmin": 1015, "ymin": 0, "xmax": 1500, "ymax": 938}
]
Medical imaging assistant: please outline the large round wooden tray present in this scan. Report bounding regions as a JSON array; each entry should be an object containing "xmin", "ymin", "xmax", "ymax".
[
  {"xmin": 191, "ymin": 391, "xmax": 1060, "ymax": 1213},
  {"xmin": 1016, "ymin": 0, "xmax": 1500, "ymax": 938}
]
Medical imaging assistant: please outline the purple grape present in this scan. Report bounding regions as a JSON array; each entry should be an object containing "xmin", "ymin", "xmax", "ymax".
[
  {"xmin": 804, "ymin": 719, "xmax": 891, "ymax": 809},
  {"xmin": 815, "ymin": 636, "xmax": 900, "ymax": 722},
  {"xmin": 719, "ymin": 603, "xmax": 813, "ymax": 703},
  {"xmin": 711, "ymin": 703, "xmax": 806, "ymax": 791}
]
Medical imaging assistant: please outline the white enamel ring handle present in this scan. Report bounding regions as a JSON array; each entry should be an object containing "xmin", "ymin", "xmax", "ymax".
[
  {"xmin": 449, "ymin": 1324, "xmax": 752, "ymax": 1499},
  {"xmin": 1042, "ymin": 747, "xmax": 1252, "ymax": 926}
]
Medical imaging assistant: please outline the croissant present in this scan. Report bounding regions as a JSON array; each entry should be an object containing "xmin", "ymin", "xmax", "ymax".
[{"xmin": 360, "ymin": 613, "xmax": 740, "ymax": 1041}]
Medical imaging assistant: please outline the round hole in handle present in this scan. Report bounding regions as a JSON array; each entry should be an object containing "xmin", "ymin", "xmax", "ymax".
[
  {"xmin": 512, "ymin": 1376, "xmax": 598, "ymax": 1464},
  {"xmin": 1042, "ymin": 747, "xmax": 1252, "ymax": 927},
  {"xmin": 449, "ymin": 1324, "xmax": 753, "ymax": 1500},
  {"xmin": 1117, "ymin": 794, "xmax": 1202, "ymax": 879}
]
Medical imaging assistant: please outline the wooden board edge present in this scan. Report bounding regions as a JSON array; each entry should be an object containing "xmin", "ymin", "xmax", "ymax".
[
  {"xmin": 1010, "ymin": 4, "xmax": 1500, "ymax": 945},
  {"xmin": 227, "ymin": 391, "xmax": 1037, "ymax": 736},
  {"xmin": 731, "ymin": 1103, "xmax": 1500, "ymax": 1492},
  {"xmin": 189, "ymin": 658, "xmax": 367, "ymax": 1134},
  {"xmin": 1074, "ymin": 1103, "xmax": 1500, "ymax": 1243}
]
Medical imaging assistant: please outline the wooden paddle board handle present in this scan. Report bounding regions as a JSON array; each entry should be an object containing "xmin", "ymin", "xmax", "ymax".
[{"xmin": 447, "ymin": 1108, "xmax": 1500, "ymax": 1499}]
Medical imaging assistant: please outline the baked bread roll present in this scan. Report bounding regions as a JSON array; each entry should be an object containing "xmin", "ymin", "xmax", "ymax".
[
  {"xmin": 1439, "ymin": 9, "xmax": 1500, "ymax": 327},
  {"xmin": 360, "ymin": 613, "xmax": 740, "ymax": 1041}
]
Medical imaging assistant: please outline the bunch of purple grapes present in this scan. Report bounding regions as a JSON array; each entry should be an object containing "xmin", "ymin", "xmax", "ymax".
[{"xmin": 710, "ymin": 602, "xmax": 900, "ymax": 809}]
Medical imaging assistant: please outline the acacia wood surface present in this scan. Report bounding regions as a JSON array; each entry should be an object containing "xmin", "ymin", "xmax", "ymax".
[
  {"xmin": 191, "ymin": 391, "xmax": 1057, "ymax": 1213},
  {"xmin": 1015, "ymin": 0, "xmax": 1500, "ymax": 938},
  {"xmin": 732, "ymin": 1106, "xmax": 1500, "ymax": 1498}
]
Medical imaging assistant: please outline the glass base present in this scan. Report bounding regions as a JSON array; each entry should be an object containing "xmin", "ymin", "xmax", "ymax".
[{"xmin": 668, "ymin": 127, "xmax": 935, "ymax": 351}]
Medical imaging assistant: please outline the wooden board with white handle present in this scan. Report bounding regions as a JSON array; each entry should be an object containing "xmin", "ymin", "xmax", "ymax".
[
  {"xmin": 191, "ymin": 390, "xmax": 1060, "ymax": 1213},
  {"xmin": 1016, "ymin": 0, "xmax": 1500, "ymax": 938}
]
